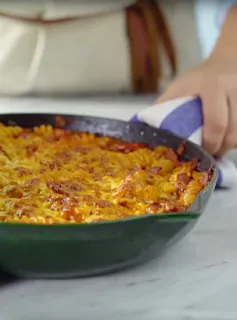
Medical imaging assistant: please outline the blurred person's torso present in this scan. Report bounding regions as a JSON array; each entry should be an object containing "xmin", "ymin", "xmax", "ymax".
[{"xmin": 0, "ymin": 1, "xmax": 217, "ymax": 95}]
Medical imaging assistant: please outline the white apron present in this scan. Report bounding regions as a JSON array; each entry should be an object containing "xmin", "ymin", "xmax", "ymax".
[{"xmin": 0, "ymin": 0, "xmax": 202, "ymax": 95}]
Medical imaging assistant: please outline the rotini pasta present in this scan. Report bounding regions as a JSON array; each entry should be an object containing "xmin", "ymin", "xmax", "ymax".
[{"xmin": 0, "ymin": 123, "xmax": 211, "ymax": 224}]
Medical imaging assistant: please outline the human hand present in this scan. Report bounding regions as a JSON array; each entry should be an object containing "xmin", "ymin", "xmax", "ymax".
[{"xmin": 155, "ymin": 54, "xmax": 237, "ymax": 158}]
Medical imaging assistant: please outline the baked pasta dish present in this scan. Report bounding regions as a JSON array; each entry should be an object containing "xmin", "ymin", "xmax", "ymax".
[{"xmin": 0, "ymin": 123, "xmax": 211, "ymax": 224}]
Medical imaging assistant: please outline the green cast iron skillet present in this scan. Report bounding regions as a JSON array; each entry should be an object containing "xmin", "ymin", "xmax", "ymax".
[{"xmin": 0, "ymin": 114, "xmax": 217, "ymax": 278}]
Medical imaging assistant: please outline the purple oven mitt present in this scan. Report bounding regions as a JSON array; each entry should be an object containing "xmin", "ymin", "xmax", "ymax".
[{"xmin": 131, "ymin": 96, "xmax": 237, "ymax": 188}]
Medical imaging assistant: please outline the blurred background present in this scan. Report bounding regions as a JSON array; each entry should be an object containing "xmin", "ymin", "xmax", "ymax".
[{"xmin": 0, "ymin": 0, "xmax": 225, "ymax": 118}]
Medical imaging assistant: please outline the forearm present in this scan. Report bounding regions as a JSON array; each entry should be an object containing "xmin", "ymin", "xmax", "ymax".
[{"xmin": 211, "ymin": 4, "xmax": 237, "ymax": 58}]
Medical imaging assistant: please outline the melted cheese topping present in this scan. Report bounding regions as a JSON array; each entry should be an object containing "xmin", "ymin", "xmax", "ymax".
[{"xmin": 0, "ymin": 123, "xmax": 210, "ymax": 224}]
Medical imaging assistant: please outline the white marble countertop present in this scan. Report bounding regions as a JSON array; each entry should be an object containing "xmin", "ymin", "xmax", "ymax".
[
  {"xmin": 0, "ymin": 95, "xmax": 157, "ymax": 120},
  {"xmin": 0, "ymin": 96, "xmax": 237, "ymax": 320}
]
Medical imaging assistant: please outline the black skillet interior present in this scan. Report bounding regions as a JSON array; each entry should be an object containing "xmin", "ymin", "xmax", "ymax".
[
  {"xmin": 2, "ymin": 113, "xmax": 216, "ymax": 213},
  {"xmin": 3, "ymin": 113, "xmax": 214, "ymax": 169}
]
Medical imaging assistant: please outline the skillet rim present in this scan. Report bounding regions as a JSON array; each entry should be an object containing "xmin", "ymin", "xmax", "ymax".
[{"xmin": 0, "ymin": 113, "xmax": 218, "ymax": 227}]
